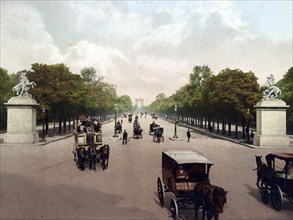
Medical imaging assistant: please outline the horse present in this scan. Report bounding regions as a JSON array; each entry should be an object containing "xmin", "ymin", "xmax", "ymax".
[
  {"xmin": 77, "ymin": 147, "xmax": 86, "ymax": 171},
  {"xmin": 153, "ymin": 127, "xmax": 164, "ymax": 143},
  {"xmin": 254, "ymin": 155, "xmax": 275, "ymax": 190},
  {"xmin": 194, "ymin": 182, "xmax": 227, "ymax": 220},
  {"xmin": 100, "ymin": 145, "xmax": 110, "ymax": 170},
  {"xmin": 12, "ymin": 75, "xmax": 36, "ymax": 97},
  {"xmin": 263, "ymin": 85, "xmax": 281, "ymax": 99},
  {"xmin": 133, "ymin": 125, "xmax": 143, "ymax": 139},
  {"xmin": 88, "ymin": 145, "xmax": 97, "ymax": 170}
]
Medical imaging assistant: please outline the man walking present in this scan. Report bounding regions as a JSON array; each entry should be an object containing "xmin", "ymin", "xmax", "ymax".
[
  {"xmin": 187, "ymin": 129, "xmax": 191, "ymax": 142},
  {"xmin": 122, "ymin": 129, "xmax": 128, "ymax": 145}
]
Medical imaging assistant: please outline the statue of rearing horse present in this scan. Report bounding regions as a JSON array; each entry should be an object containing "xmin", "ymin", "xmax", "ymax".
[{"xmin": 12, "ymin": 72, "xmax": 36, "ymax": 97}]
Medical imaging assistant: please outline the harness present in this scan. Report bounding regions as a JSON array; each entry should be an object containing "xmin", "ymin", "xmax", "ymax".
[{"xmin": 207, "ymin": 185, "xmax": 216, "ymax": 207}]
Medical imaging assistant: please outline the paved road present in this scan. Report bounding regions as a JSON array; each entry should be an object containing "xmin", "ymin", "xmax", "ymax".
[{"xmin": 0, "ymin": 115, "xmax": 292, "ymax": 219}]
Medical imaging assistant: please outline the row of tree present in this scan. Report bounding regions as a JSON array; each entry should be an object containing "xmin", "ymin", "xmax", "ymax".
[
  {"xmin": 148, "ymin": 66, "xmax": 293, "ymax": 133},
  {"xmin": 0, "ymin": 64, "xmax": 132, "ymax": 131}
]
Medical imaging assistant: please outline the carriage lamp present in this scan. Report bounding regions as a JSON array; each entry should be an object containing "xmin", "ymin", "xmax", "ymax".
[
  {"xmin": 172, "ymin": 105, "xmax": 178, "ymax": 139},
  {"xmin": 113, "ymin": 104, "xmax": 118, "ymax": 138},
  {"xmin": 41, "ymin": 106, "xmax": 46, "ymax": 142}
]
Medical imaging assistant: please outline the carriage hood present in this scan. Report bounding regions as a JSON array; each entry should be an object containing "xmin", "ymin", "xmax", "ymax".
[{"xmin": 163, "ymin": 149, "xmax": 213, "ymax": 165}]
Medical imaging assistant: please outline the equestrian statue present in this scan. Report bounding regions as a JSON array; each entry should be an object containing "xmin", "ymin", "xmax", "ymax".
[
  {"xmin": 12, "ymin": 72, "xmax": 36, "ymax": 97},
  {"xmin": 262, "ymin": 74, "xmax": 281, "ymax": 99}
]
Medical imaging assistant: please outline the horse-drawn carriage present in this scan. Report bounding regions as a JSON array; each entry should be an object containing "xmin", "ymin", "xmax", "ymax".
[
  {"xmin": 115, "ymin": 121, "xmax": 122, "ymax": 133},
  {"xmin": 157, "ymin": 148, "xmax": 227, "ymax": 219},
  {"xmin": 128, "ymin": 114, "xmax": 133, "ymax": 123},
  {"xmin": 149, "ymin": 122, "xmax": 158, "ymax": 134},
  {"xmin": 255, "ymin": 153, "xmax": 293, "ymax": 210},
  {"xmin": 133, "ymin": 123, "xmax": 143, "ymax": 139},
  {"xmin": 153, "ymin": 126, "xmax": 164, "ymax": 143},
  {"xmin": 73, "ymin": 119, "xmax": 110, "ymax": 171}
]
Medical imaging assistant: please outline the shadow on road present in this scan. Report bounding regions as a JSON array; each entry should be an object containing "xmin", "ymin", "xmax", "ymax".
[{"xmin": 1, "ymin": 172, "xmax": 157, "ymax": 219}]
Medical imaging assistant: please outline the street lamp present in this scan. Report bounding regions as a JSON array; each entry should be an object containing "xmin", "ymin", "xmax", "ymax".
[
  {"xmin": 172, "ymin": 105, "xmax": 178, "ymax": 139},
  {"xmin": 113, "ymin": 104, "xmax": 118, "ymax": 138},
  {"xmin": 246, "ymin": 108, "xmax": 250, "ymax": 144},
  {"xmin": 41, "ymin": 106, "xmax": 46, "ymax": 142}
]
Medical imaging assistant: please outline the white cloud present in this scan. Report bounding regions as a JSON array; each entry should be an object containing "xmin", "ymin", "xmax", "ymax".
[
  {"xmin": 1, "ymin": 2, "xmax": 62, "ymax": 71},
  {"xmin": 0, "ymin": 1, "xmax": 292, "ymax": 105}
]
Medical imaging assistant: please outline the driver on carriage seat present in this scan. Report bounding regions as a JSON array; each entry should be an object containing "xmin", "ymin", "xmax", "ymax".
[
  {"xmin": 175, "ymin": 165, "xmax": 189, "ymax": 180},
  {"xmin": 175, "ymin": 165, "xmax": 192, "ymax": 192}
]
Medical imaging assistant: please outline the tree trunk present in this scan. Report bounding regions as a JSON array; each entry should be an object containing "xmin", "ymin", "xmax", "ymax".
[
  {"xmin": 58, "ymin": 118, "xmax": 62, "ymax": 135},
  {"xmin": 228, "ymin": 120, "xmax": 231, "ymax": 136},
  {"xmin": 235, "ymin": 118, "xmax": 238, "ymax": 139},
  {"xmin": 63, "ymin": 117, "xmax": 67, "ymax": 134}
]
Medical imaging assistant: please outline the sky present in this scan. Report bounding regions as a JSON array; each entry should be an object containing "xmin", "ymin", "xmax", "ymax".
[{"xmin": 1, "ymin": 1, "xmax": 292, "ymax": 105}]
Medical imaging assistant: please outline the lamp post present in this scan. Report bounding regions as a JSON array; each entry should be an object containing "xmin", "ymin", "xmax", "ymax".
[
  {"xmin": 246, "ymin": 108, "xmax": 250, "ymax": 144},
  {"xmin": 41, "ymin": 106, "xmax": 46, "ymax": 142},
  {"xmin": 113, "ymin": 104, "xmax": 118, "ymax": 138},
  {"xmin": 172, "ymin": 105, "xmax": 178, "ymax": 139}
]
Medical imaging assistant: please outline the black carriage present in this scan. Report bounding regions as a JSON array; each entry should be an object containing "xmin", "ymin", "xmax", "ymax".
[
  {"xmin": 257, "ymin": 153, "xmax": 293, "ymax": 210},
  {"xmin": 115, "ymin": 121, "xmax": 122, "ymax": 133},
  {"xmin": 133, "ymin": 125, "xmax": 143, "ymax": 139},
  {"xmin": 153, "ymin": 127, "xmax": 164, "ymax": 143},
  {"xmin": 149, "ymin": 122, "xmax": 159, "ymax": 134},
  {"xmin": 128, "ymin": 114, "xmax": 133, "ymax": 123},
  {"xmin": 73, "ymin": 130, "xmax": 110, "ymax": 171},
  {"xmin": 157, "ymin": 148, "xmax": 214, "ymax": 219}
]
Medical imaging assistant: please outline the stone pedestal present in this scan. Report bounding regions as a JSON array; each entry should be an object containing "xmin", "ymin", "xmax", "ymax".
[
  {"xmin": 254, "ymin": 99, "xmax": 290, "ymax": 147},
  {"xmin": 3, "ymin": 96, "xmax": 39, "ymax": 144}
]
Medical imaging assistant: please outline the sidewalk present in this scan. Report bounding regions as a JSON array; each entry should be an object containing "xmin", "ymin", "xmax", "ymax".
[
  {"xmin": 0, "ymin": 119, "xmax": 113, "ymax": 146},
  {"xmin": 165, "ymin": 118, "xmax": 293, "ymax": 148}
]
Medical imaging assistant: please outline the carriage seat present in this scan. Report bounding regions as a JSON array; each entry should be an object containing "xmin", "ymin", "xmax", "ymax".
[
  {"xmin": 175, "ymin": 181, "xmax": 197, "ymax": 192},
  {"xmin": 275, "ymin": 163, "xmax": 293, "ymax": 179}
]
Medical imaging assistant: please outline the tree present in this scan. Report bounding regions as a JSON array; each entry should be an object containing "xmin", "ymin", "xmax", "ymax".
[
  {"xmin": 117, "ymin": 95, "xmax": 132, "ymax": 113},
  {"xmin": 205, "ymin": 68, "xmax": 262, "ymax": 120},
  {"xmin": 187, "ymin": 65, "xmax": 213, "ymax": 115},
  {"xmin": 81, "ymin": 66, "xmax": 104, "ymax": 84},
  {"xmin": 277, "ymin": 67, "xmax": 293, "ymax": 132},
  {"xmin": 26, "ymin": 63, "xmax": 89, "ymax": 120},
  {"xmin": 0, "ymin": 68, "xmax": 14, "ymax": 130},
  {"xmin": 148, "ymin": 93, "xmax": 169, "ymax": 113}
]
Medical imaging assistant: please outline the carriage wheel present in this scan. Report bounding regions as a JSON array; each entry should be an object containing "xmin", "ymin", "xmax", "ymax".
[
  {"xmin": 270, "ymin": 185, "xmax": 283, "ymax": 211},
  {"xmin": 260, "ymin": 186, "xmax": 270, "ymax": 204},
  {"xmin": 289, "ymin": 196, "xmax": 293, "ymax": 204},
  {"xmin": 170, "ymin": 198, "xmax": 178, "ymax": 219},
  {"xmin": 157, "ymin": 177, "xmax": 165, "ymax": 207}
]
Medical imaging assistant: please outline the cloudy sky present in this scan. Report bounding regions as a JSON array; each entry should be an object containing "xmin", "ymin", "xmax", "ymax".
[{"xmin": 1, "ymin": 1, "xmax": 292, "ymax": 105}]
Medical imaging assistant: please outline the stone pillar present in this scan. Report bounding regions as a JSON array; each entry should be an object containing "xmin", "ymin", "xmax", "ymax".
[
  {"xmin": 254, "ymin": 99, "xmax": 290, "ymax": 147},
  {"xmin": 3, "ymin": 96, "xmax": 39, "ymax": 144}
]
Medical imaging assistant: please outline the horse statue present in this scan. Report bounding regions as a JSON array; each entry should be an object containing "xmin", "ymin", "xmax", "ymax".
[
  {"xmin": 194, "ymin": 182, "xmax": 227, "ymax": 220},
  {"xmin": 12, "ymin": 72, "xmax": 36, "ymax": 97},
  {"xmin": 262, "ymin": 74, "xmax": 281, "ymax": 99},
  {"xmin": 254, "ymin": 155, "xmax": 275, "ymax": 190}
]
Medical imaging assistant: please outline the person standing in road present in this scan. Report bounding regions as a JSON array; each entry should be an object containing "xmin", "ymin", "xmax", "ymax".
[
  {"xmin": 187, "ymin": 129, "xmax": 191, "ymax": 142},
  {"xmin": 122, "ymin": 129, "xmax": 128, "ymax": 145}
]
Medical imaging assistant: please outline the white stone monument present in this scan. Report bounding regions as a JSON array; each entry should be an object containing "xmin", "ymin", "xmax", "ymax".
[
  {"xmin": 253, "ymin": 74, "xmax": 290, "ymax": 147},
  {"xmin": 3, "ymin": 72, "xmax": 39, "ymax": 144}
]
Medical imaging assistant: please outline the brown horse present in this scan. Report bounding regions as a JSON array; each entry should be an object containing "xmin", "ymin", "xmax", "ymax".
[
  {"xmin": 194, "ymin": 182, "xmax": 227, "ymax": 220},
  {"xmin": 254, "ymin": 155, "xmax": 274, "ymax": 190}
]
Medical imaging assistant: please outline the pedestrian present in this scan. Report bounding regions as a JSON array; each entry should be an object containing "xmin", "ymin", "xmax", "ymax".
[
  {"xmin": 250, "ymin": 130, "xmax": 254, "ymax": 144},
  {"xmin": 122, "ymin": 129, "xmax": 128, "ymax": 145},
  {"xmin": 187, "ymin": 129, "xmax": 191, "ymax": 142}
]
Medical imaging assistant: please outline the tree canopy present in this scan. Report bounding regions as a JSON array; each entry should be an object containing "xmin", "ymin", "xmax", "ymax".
[
  {"xmin": 0, "ymin": 64, "xmax": 132, "ymax": 129},
  {"xmin": 148, "ymin": 66, "xmax": 263, "ymax": 121}
]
